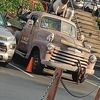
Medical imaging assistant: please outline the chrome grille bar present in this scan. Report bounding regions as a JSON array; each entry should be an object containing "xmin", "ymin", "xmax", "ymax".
[
  {"xmin": 0, "ymin": 43, "xmax": 7, "ymax": 52},
  {"xmin": 51, "ymin": 49, "xmax": 88, "ymax": 68}
]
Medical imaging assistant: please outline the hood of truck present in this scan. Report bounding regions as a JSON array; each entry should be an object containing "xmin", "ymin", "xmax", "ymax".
[
  {"xmin": 61, "ymin": 39, "xmax": 90, "ymax": 53},
  {"xmin": 0, "ymin": 26, "xmax": 15, "ymax": 41},
  {"xmin": 39, "ymin": 28, "xmax": 90, "ymax": 53}
]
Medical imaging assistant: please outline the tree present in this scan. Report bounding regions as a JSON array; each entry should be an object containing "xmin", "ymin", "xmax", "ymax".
[
  {"xmin": 0, "ymin": 0, "xmax": 31, "ymax": 15},
  {"xmin": 0, "ymin": 0, "xmax": 44, "ymax": 17}
]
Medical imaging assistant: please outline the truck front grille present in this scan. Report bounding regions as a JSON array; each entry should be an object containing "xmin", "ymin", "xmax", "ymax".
[
  {"xmin": 50, "ymin": 49, "xmax": 88, "ymax": 68},
  {"xmin": 0, "ymin": 43, "xmax": 7, "ymax": 52}
]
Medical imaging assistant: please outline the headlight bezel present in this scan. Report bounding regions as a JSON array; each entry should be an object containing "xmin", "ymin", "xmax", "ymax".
[
  {"xmin": 9, "ymin": 44, "xmax": 16, "ymax": 49},
  {"xmin": 88, "ymin": 54, "xmax": 97, "ymax": 63},
  {"xmin": 47, "ymin": 43, "xmax": 55, "ymax": 51}
]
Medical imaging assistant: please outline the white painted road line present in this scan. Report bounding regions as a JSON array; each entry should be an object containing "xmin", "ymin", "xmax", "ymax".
[
  {"xmin": 85, "ymin": 80, "xmax": 100, "ymax": 88},
  {"xmin": 8, "ymin": 63, "xmax": 34, "ymax": 78},
  {"xmin": 93, "ymin": 75, "xmax": 100, "ymax": 80},
  {"xmin": 8, "ymin": 63, "xmax": 100, "ymax": 88}
]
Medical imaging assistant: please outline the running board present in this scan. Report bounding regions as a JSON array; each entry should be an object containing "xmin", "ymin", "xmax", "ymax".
[{"xmin": 15, "ymin": 50, "xmax": 26, "ymax": 58}]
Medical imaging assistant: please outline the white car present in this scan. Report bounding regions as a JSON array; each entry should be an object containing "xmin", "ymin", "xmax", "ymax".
[
  {"xmin": 0, "ymin": 13, "xmax": 16, "ymax": 63},
  {"xmin": 74, "ymin": 0, "xmax": 100, "ymax": 11}
]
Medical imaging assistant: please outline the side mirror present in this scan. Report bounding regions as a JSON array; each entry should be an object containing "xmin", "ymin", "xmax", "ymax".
[
  {"xmin": 19, "ymin": 12, "xmax": 31, "ymax": 22},
  {"xmin": 19, "ymin": 15, "xmax": 28, "ymax": 22},
  {"xmin": 77, "ymin": 34, "xmax": 85, "ymax": 42},
  {"xmin": 7, "ymin": 22, "xmax": 12, "ymax": 26}
]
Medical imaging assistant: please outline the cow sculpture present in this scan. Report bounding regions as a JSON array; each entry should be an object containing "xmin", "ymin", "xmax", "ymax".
[{"xmin": 43, "ymin": 0, "xmax": 74, "ymax": 20}]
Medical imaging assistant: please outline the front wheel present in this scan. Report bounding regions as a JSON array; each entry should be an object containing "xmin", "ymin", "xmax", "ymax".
[
  {"xmin": 72, "ymin": 67, "xmax": 87, "ymax": 83},
  {"xmin": 31, "ymin": 50, "xmax": 43, "ymax": 74}
]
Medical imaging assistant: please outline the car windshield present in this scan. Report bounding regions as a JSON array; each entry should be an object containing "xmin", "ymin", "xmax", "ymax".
[
  {"xmin": 41, "ymin": 17, "xmax": 76, "ymax": 37},
  {"xmin": 61, "ymin": 21, "xmax": 76, "ymax": 37},
  {"xmin": 0, "ymin": 14, "xmax": 5, "ymax": 26}
]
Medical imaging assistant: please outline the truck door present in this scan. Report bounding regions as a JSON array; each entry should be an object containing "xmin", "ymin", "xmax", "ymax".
[
  {"xmin": 18, "ymin": 19, "xmax": 34, "ymax": 52},
  {"xmin": 18, "ymin": 14, "xmax": 38, "ymax": 52}
]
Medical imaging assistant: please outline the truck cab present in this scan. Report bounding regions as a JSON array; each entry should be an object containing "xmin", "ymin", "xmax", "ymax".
[{"xmin": 15, "ymin": 11, "xmax": 96, "ymax": 83}]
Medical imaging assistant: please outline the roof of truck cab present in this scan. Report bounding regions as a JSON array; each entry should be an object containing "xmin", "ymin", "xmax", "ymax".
[{"xmin": 28, "ymin": 11, "xmax": 76, "ymax": 28}]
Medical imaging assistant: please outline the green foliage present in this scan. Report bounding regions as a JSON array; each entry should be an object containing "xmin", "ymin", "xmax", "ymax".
[
  {"xmin": 96, "ymin": 17, "xmax": 100, "ymax": 22},
  {"xmin": 0, "ymin": 0, "xmax": 30, "ymax": 14},
  {"xmin": 34, "ymin": 2, "xmax": 44, "ymax": 11},
  {"xmin": 0, "ymin": 0, "xmax": 44, "ymax": 16}
]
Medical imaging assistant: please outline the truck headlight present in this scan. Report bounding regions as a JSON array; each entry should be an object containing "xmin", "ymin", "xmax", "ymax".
[
  {"xmin": 89, "ymin": 55, "xmax": 97, "ymax": 63},
  {"xmin": 9, "ymin": 44, "xmax": 16, "ymax": 49},
  {"xmin": 47, "ymin": 43, "xmax": 55, "ymax": 51}
]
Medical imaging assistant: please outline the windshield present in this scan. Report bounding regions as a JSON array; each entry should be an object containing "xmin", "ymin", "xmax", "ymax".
[
  {"xmin": 0, "ymin": 14, "xmax": 5, "ymax": 26},
  {"xmin": 41, "ymin": 17, "xmax": 76, "ymax": 37},
  {"xmin": 61, "ymin": 21, "xmax": 76, "ymax": 37},
  {"xmin": 41, "ymin": 17, "xmax": 61, "ymax": 31}
]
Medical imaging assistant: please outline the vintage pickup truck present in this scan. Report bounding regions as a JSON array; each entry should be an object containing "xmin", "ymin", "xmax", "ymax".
[{"xmin": 14, "ymin": 11, "xmax": 97, "ymax": 83}]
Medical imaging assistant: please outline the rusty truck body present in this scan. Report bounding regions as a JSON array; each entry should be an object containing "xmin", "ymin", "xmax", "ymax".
[{"xmin": 15, "ymin": 11, "xmax": 96, "ymax": 83}]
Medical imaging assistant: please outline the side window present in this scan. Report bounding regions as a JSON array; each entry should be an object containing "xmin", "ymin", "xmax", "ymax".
[
  {"xmin": 41, "ymin": 17, "xmax": 49, "ymax": 28},
  {"xmin": 61, "ymin": 21, "xmax": 76, "ymax": 37},
  {"xmin": 0, "ymin": 14, "xmax": 5, "ymax": 26},
  {"xmin": 31, "ymin": 15, "xmax": 38, "ymax": 24}
]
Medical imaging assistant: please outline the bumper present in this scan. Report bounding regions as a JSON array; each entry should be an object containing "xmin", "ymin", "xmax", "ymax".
[
  {"xmin": 0, "ymin": 52, "xmax": 14, "ymax": 62},
  {"xmin": 42, "ymin": 61, "xmax": 94, "ymax": 75}
]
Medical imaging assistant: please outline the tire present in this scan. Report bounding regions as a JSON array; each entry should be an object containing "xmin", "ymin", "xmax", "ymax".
[
  {"xmin": 31, "ymin": 50, "xmax": 43, "ymax": 74},
  {"xmin": 79, "ymin": 74, "xmax": 86, "ymax": 83},
  {"xmin": 72, "ymin": 71, "xmax": 78, "ymax": 82},
  {"xmin": 3, "ymin": 62, "xmax": 8, "ymax": 67},
  {"xmin": 72, "ymin": 69, "xmax": 86, "ymax": 83},
  {"xmin": 12, "ymin": 52, "xmax": 26, "ymax": 66}
]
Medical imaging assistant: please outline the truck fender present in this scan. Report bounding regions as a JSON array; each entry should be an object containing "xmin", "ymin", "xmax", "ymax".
[{"xmin": 25, "ymin": 43, "xmax": 47, "ymax": 60}]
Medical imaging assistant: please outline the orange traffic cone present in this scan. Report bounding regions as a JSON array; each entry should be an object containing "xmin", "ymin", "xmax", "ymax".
[{"xmin": 26, "ymin": 57, "xmax": 33, "ymax": 73}]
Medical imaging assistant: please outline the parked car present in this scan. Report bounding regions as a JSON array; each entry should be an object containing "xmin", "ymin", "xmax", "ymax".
[
  {"xmin": 74, "ymin": 0, "xmax": 100, "ymax": 13},
  {"xmin": 0, "ymin": 13, "xmax": 16, "ymax": 63}
]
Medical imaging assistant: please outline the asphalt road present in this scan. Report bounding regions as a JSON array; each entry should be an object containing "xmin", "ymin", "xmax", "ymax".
[{"xmin": 0, "ymin": 62, "xmax": 100, "ymax": 100}]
